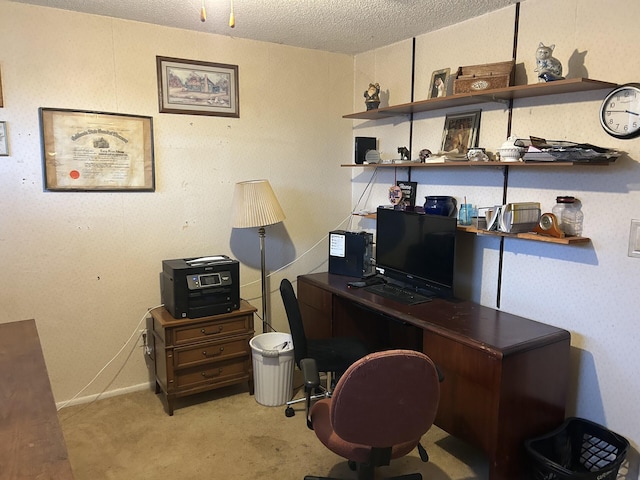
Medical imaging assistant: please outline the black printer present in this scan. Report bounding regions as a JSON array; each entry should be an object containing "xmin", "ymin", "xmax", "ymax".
[{"xmin": 160, "ymin": 255, "xmax": 240, "ymax": 319}]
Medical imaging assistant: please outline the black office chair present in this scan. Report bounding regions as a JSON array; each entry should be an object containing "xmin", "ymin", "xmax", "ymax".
[{"xmin": 279, "ymin": 278, "xmax": 368, "ymax": 417}]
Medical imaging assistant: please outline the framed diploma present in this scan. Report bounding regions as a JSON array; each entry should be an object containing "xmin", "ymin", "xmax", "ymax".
[{"xmin": 39, "ymin": 108, "xmax": 155, "ymax": 192}]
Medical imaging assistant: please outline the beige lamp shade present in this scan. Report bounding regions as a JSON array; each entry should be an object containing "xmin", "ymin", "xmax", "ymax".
[{"xmin": 231, "ymin": 180, "xmax": 286, "ymax": 228}]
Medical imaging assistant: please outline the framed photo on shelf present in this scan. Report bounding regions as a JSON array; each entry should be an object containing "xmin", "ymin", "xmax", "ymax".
[
  {"xmin": 0, "ymin": 122, "xmax": 8, "ymax": 156},
  {"xmin": 440, "ymin": 110, "xmax": 481, "ymax": 155},
  {"xmin": 429, "ymin": 68, "xmax": 450, "ymax": 99},
  {"xmin": 39, "ymin": 108, "xmax": 155, "ymax": 192},
  {"xmin": 156, "ymin": 56, "xmax": 239, "ymax": 117}
]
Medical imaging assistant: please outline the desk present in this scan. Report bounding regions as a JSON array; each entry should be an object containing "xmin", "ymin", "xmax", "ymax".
[
  {"xmin": 297, "ymin": 273, "xmax": 570, "ymax": 480},
  {"xmin": 0, "ymin": 319, "xmax": 74, "ymax": 479}
]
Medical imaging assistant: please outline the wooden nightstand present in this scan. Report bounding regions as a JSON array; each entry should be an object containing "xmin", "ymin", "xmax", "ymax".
[{"xmin": 146, "ymin": 300, "xmax": 256, "ymax": 415}]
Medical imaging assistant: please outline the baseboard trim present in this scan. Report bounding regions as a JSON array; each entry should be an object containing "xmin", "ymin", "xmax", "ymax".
[{"xmin": 57, "ymin": 382, "xmax": 152, "ymax": 409}]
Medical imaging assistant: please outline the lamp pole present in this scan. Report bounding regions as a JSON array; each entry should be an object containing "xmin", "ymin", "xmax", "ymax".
[{"xmin": 259, "ymin": 226, "xmax": 269, "ymax": 333}]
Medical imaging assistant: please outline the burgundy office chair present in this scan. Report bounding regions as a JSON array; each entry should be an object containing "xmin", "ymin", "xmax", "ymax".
[{"xmin": 301, "ymin": 349, "xmax": 441, "ymax": 480}]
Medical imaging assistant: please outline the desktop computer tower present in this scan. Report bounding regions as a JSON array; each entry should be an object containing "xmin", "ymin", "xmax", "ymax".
[{"xmin": 328, "ymin": 230, "xmax": 375, "ymax": 278}]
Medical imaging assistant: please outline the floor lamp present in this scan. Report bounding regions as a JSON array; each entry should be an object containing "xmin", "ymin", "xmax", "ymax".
[{"xmin": 231, "ymin": 180, "xmax": 286, "ymax": 333}]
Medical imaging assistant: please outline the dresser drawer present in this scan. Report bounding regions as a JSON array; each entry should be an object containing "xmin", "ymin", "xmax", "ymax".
[
  {"xmin": 172, "ymin": 315, "xmax": 252, "ymax": 345},
  {"xmin": 173, "ymin": 335, "xmax": 251, "ymax": 369},
  {"xmin": 174, "ymin": 358, "xmax": 250, "ymax": 390}
]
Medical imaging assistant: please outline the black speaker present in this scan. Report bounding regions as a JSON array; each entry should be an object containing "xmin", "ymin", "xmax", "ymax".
[{"xmin": 354, "ymin": 137, "xmax": 376, "ymax": 164}]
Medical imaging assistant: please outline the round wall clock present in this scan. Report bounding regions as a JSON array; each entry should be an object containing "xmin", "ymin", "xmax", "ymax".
[{"xmin": 600, "ymin": 83, "xmax": 640, "ymax": 139}]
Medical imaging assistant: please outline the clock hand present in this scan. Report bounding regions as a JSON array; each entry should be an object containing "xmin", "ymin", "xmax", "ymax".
[{"xmin": 607, "ymin": 110, "xmax": 640, "ymax": 115}]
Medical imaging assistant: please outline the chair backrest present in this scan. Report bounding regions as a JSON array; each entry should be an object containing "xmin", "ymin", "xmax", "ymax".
[
  {"xmin": 279, "ymin": 278, "xmax": 308, "ymax": 365},
  {"xmin": 329, "ymin": 349, "xmax": 440, "ymax": 449}
]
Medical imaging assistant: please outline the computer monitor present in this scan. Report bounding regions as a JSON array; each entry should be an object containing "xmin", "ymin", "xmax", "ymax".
[{"xmin": 375, "ymin": 207, "xmax": 456, "ymax": 298}]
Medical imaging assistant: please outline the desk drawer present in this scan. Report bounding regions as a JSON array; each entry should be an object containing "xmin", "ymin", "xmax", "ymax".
[
  {"xmin": 174, "ymin": 358, "xmax": 250, "ymax": 390},
  {"xmin": 173, "ymin": 316, "xmax": 252, "ymax": 345},
  {"xmin": 173, "ymin": 335, "xmax": 251, "ymax": 369}
]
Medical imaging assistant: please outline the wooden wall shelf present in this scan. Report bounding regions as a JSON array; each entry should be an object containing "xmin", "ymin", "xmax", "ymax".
[
  {"xmin": 353, "ymin": 214, "xmax": 590, "ymax": 245},
  {"xmin": 343, "ymin": 78, "xmax": 617, "ymax": 120},
  {"xmin": 457, "ymin": 224, "xmax": 590, "ymax": 244},
  {"xmin": 341, "ymin": 160, "xmax": 613, "ymax": 168}
]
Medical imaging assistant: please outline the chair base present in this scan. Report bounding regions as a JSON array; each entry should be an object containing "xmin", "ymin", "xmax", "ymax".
[
  {"xmin": 284, "ymin": 372, "xmax": 333, "ymax": 417},
  {"xmin": 304, "ymin": 474, "xmax": 421, "ymax": 480}
]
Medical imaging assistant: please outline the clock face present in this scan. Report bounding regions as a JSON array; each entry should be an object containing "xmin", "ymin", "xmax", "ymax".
[
  {"xmin": 539, "ymin": 213, "xmax": 554, "ymax": 230},
  {"xmin": 600, "ymin": 83, "xmax": 640, "ymax": 139}
]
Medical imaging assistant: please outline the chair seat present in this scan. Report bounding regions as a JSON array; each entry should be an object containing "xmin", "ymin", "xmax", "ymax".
[
  {"xmin": 307, "ymin": 337, "xmax": 369, "ymax": 374},
  {"xmin": 309, "ymin": 398, "xmax": 421, "ymax": 464}
]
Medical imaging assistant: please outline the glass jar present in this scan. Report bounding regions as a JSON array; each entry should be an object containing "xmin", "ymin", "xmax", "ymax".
[
  {"xmin": 458, "ymin": 203, "xmax": 474, "ymax": 226},
  {"xmin": 552, "ymin": 196, "xmax": 584, "ymax": 236}
]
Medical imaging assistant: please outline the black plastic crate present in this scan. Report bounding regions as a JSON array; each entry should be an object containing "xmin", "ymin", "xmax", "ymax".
[{"xmin": 525, "ymin": 417, "xmax": 629, "ymax": 480}]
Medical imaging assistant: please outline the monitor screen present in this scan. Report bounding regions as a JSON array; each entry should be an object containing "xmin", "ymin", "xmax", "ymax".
[{"xmin": 375, "ymin": 207, "xmax": 456, "ymax": 297}]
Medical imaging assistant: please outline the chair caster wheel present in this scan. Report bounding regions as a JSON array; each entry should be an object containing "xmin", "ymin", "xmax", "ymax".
[
  {"xmin": 285, "ymin": 406, "xmax": 295, "ymax": 417},
  {"xmin": 348, "ymin": 460, "xmax": 356, "ymax": 471}
]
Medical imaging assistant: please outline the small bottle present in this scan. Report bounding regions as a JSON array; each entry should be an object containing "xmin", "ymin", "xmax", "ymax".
[
  {"xmin": 458, "ymin": 203, "xmax": 473, "ymax": 226},
  {"xmin": 552, "ymin": 196, "xmax": 584, "ymax": 236}
]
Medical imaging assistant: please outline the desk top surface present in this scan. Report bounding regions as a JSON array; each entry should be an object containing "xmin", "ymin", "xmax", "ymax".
[
  {"xmin": 300, "ymin": 273, "xmax": 570, "ymax": 354},
  {"xmin": 0, "ymin": 319, "xmax": 74, "ymax": 479}
]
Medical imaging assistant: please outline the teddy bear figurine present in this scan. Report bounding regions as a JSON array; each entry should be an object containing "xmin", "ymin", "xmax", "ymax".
[{"xmin": 534, "ymin": 43, "xmax": 564, "ymax": 82}]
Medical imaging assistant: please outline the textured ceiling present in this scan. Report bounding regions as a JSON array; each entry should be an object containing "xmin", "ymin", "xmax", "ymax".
[{"xmin": 8, "ymin": 0, "xmax": 521, "ymax": 55}]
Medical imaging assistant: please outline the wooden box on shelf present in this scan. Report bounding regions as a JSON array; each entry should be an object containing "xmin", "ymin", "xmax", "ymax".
[{"xmin": 453, "ymin": 60, "xmax": 515, "ymax": 94}]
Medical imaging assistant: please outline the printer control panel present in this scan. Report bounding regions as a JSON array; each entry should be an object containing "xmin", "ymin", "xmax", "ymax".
[{"xmin": 186, "ymin": 271, "xmax": 233, "ymax": 290}]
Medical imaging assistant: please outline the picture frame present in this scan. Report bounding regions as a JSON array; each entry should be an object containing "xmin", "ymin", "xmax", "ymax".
[
  {"xmin": 0, "ymin": 121, "xmax": 7, "ymax": 156},
  {"xmin": 156, "ymin": 56, "xmax": 239, "ymax": 117},
  {"xmin": 0, "ymin": 66, "xmax": 3, "ymax": 108},
  {"xmin": 440, "ymin": 110, "xmax": 481, "ymax": 155},
  {"xmin": 429, "ymin": 68, "xmax": 450, "ymax": 99},
  {"xmin": 39, "ymin": 108, "xmax": 155, "ymax": 192}
]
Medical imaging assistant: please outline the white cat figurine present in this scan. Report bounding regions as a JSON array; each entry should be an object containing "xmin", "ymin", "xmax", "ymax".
[{"xmin": 534, "ymin": 43, "xmax": 564, "ymax": 82}]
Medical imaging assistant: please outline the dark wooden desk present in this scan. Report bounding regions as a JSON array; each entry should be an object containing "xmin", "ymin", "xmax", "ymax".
[
  {"xmin": 0, "ymin": 319, "xmax": 74, "ymax": 479},
  {"xmin": 297, "ymin": 273, "xmax": 570, "ymax": 480}
]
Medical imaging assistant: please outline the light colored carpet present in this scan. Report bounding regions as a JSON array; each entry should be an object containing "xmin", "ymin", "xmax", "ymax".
[{"xmin": 58, "ymin": 381, "xmax": 489, "ymax": 479}]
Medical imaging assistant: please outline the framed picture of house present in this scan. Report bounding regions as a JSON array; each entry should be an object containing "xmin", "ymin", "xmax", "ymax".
[
  {"xmin": 39, "ymin": 108, "xmax": 155, "ymax": 191},
  {"xmin": 156, "ymin": 56, "xmax": 239, "ymax": 117},
  {"xmin": 429, "ymin": 68, "xmax": 450, "ymax": 99},
  {"xmin": 440, "ymin": 110, "xmax": 481, "ymax": 155}
]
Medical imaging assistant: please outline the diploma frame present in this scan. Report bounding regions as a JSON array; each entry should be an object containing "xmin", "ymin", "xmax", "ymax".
[
  {"xmin": 156, "ymin": 56, "xmax": 239, "ymax": 117},
  {"xmin": 0, "ymin": 122, "xmax": 8, "ymax": 156},
  {"xmin": 39, "ymin": 108, "xmax": 155, "ymax": 192}
]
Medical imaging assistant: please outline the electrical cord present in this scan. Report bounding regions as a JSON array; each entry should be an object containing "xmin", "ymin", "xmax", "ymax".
[
  {"xmin": 60, "ymin": 169, "xmax": 381, "ymax": 408},
  {"xmin": 56, "ymin": 304, "xmax": 164, "ymax": 411}
]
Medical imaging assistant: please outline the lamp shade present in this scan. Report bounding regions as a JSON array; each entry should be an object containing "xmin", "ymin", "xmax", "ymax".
[{"xmin": 231, "ymin": 180, "xmax": 286, "ymax": 228}]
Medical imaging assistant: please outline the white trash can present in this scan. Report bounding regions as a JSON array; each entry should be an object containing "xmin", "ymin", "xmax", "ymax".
[{"xmin": 249, "ymin": 332, "xmax": 295, "ymax": 406}]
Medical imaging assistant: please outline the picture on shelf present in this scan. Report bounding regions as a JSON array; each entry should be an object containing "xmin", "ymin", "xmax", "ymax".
[
  {"xmin": 440, "ymin": 110, "xmax": 481, "ymax": 155},
  {"xmin": 396, "ymin": 181, "xmax": 417, "ymax": 208},
  {"xmin": 429, "ymin": 68, "xmax": 450, "ymax": 99}
]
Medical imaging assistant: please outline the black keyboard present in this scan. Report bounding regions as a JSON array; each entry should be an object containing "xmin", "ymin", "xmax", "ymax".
[{"xmin": 364, "ymin": 283, "xmax": 433, "ymax": 305}]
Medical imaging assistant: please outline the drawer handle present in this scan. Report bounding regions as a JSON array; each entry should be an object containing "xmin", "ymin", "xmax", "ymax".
[
  {"xmin": 201, "ymin": 368, "xmax": 223, "ymax": 378},
  {"xmin": 202, "ymin": 346, "xmax": 224, "ymax": 357},
  {"xmin": 200, "ymin": 325, "xmax": 224, "ymax": 335}
]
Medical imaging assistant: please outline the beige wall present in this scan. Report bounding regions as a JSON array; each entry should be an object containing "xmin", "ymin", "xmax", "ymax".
[
  {"xmin": 2, "ymin": 0, "xmax": 639, "ymax": 464},
  {"xmin": 352, "ymin": 0, "xmax": 640, "ymax": 458},
  {"xmin": 0, "ymin": 1, "xmax": 353, "ymax": 402}
]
